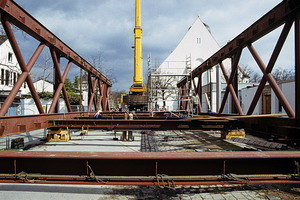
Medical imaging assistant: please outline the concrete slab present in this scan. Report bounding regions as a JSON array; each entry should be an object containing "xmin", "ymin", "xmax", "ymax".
[
  {"xmin": 29, "ymin": 130, "xmax": 141, "ymax": 152},
  {"xmin": 0, "ymin": 129, "xmax": 46, "ymax": 150}
]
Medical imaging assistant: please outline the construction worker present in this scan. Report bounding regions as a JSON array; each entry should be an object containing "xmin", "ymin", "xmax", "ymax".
[
  {"xmin": 191, "ymin": 93, "xmax": 199, "ymax": 114},
  {"xmin": 94, "ymin": 110, "xmax": 102, "ymax": 119},
  {"xmin": 129, "ymin": 112, "xmax": 134, "ymax": 120}
]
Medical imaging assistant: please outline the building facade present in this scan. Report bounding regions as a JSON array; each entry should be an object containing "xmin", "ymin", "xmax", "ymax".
[
  {"xmin": 0, "ymin": 35, "xmax": 25, "ymax": 116},
  {"xmin": 148, "ymin": 17, "xmax": 231, "ymax": 112}
]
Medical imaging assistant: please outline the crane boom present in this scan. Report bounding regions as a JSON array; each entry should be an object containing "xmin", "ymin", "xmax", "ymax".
[
  {"xmin": 121, "ymin": 0, "xmax": 148, "ymax": 111},
  {"xmin": 130, "ymin": 0, "xmax": 146, "ymax": 93}
]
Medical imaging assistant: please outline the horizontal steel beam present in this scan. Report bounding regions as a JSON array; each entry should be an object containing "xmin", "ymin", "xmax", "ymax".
[
  {"xmin": 238, "ymin": 117, "xmax": 300, "ymax": 140},
  {"xmin": 0, "ymin": 112, "xmax": 92, "ymax": 137},
  {"xmin": 0, "ymin": 151, "xmax": 299, "ymax": 185},
  {"xmin": 49, "ymin": 118, "xmax": 238, "ymax": 131}
]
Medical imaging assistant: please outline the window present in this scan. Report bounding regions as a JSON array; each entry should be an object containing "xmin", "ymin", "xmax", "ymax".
[
  {"xmin": 197, "ymin": 38, "xmax": 201, "ymax": 44},
  {"xmin": 13, "ymin": 72, "xmax": 17, "ymax": 85},
  {"xmin": 10, "ymin": 72, "xmax": 12, "ymax": 85},
  {"xmin": 5, "ymin": 70, "xmax": 9, "ymax": 86},
  {"xmin": 8, "ymin": 52, "xmax": 13, "ymax": 62},
  {"xmin": 0, "ymin": 69, "xmax": 3, "ymax": 85},
  {"xmin": 278, "ymin": 101, "xmax": 282, "ymax": 112}
]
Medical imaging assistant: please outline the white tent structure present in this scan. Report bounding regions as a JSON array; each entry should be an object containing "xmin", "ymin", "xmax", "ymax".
[{"xmin": 149, "ymin": 17, "xmax": 231, "ymax": 112}]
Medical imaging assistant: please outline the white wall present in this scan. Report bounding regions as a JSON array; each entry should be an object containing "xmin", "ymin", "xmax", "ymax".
[
  {"xmin": 272, "ymin": 81, "xmax": 295, "ymax": 114},
  {"xmin": 22, "ymin": 98, "xmax": 68, "ymax": 115},
  {"xmin": 240, "ymin": 86, "xmax": 261, "ymax": 115},
  {"xmin": 0, "ymin": 38, "xmax": 23, "ymax": 93},
  {"xmin": 153, "ymin": 17, "xmax": 231, "ymax": 112}
]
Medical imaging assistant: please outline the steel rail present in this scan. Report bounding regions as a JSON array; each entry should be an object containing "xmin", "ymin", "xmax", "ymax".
[{"xmin": 0, "ymin": 173, "xmax": 298, "ymax": 186}]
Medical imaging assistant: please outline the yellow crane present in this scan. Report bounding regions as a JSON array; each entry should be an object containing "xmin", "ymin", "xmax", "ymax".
[{"xmin": 121, "ymin": 0, "xmax": 148, "ymax": 111}]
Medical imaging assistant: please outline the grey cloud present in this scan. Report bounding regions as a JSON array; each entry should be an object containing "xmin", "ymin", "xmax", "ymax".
[{"xmin": 13, "ymin": 0, "xmax": 282, "ymax": 91}]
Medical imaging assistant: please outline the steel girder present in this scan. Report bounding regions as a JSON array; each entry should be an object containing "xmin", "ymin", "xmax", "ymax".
[
  {"xmin": 48, "ymin": 118, "xmax": 237, "ymax": 131},
  {"xmin": 0, "ymin": 0, "xmax": 112, "ymax": 116},
  {"xmin": 0, "ymin": 151, "xmax": 299, "ymax": 185},
  {"xmin": 0, "ymin": 112, "xmax": 91, "ymax": 137},
  {"xmin": 177, "ymin": 0, "xmax": 300, "ymax": 119}
]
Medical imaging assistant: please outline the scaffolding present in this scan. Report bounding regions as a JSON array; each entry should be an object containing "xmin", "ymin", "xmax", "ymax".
[{"xmin": 147, "ymin": 55, "xmax": 192, "ymax": 112}]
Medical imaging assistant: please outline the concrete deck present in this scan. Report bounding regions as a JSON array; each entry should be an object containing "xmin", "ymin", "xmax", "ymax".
[{"xmin": 29, "ymin": 130, "xmax": 141, "ymax": 152}]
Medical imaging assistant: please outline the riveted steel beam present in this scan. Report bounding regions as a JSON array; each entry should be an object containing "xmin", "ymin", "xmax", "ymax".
[
  {"xmin": 0, "ymin": 151, "xmax": 299, "ymax": 185},
  {"xmin": 49, "ymin": 118, "xmax": 238, "ymax": 131}
]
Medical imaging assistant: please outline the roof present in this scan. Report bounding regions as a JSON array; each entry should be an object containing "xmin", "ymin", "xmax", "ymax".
[
  {"xmin": 35, "ymin": 79, "xmax": 54, "ymax": 84},
  {"xmin": 0, "ymin": 35, "xmax": 8, "ymax": 45}
]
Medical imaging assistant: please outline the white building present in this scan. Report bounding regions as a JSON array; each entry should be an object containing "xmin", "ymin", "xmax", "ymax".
[
  {"xmin": 149, "ymin": 17, "xmax": 231, "ymax": 112},
  {"xmin": 221, "ymin": 80, "xmax": 295, "ymax": 115},
  {"xmin": 22, "ymin": 79, "xmax": 54, "ymax": 95},
  {"xmin": 272, "ymin": 80, "xmax": 295, "ymax": 114},
  {"xmin": 0, "ymin": 35, "xmax": 22, "ymax": 92},
  {"xmin": 0, "ymin": 35, "xmax": 25, "ymax": 116}
]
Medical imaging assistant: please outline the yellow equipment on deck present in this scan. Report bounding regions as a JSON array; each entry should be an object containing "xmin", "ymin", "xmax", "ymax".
[
  {"xmin": 47, "ymin": 130, "xmax": 71, "ymax": 142},
  {"xmin": 121, "ymin": 0, "xmax": 148, "ymax": 111}
]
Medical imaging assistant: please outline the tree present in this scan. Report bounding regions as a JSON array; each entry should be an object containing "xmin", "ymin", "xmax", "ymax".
[
  {"xmin": 110, "ymin": 90, "xmax": 126, "ymax": 109},
  {"xmin": 240, "ymin": 65, "xmax": 261, "ymax": 83},
  {"xmin": 63, "ymin": 78, "xmax": 80, "ymax": 105},
  {"xmin": 73, "ymin": 75, "xmax": 80, "ymax": 91},
  {"xmin": 31, "ymin": 51, "xmax": 53, "ymax": 92},
  {"xmin": 240, "ymin": 65, "xmax": 295, "ymax": 83},
  {"xmin": 150, "ymin": 74, "xmax": 179, "ymax": 109},
  {"xmin": 271, "ymin": 67, "xmax": 295, "ymax": 82},
  {"xmin": 89, "ymin": 51, "xmax": 117, "ymax": 84}
]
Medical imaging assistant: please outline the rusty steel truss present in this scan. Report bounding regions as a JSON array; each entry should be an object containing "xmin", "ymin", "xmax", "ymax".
[
  {"xmin": 0, "ymin": 0, "xmax": 300, "ymax": 187},
  {"xmin": 0, "ymin": 0, "xmax": 112, "ymax": 117},
  {"xmin": 178, "ymin": 0, "xmax": 300, "ymax": 120}
]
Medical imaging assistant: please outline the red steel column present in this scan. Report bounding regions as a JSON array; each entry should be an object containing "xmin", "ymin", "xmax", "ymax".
[
  {"xmin": 247, "ymin": 19, "xmax": 293, "ymax": 115},
  {"xmin": 219, "ymin": 61, "xmax": 243, "ymax": 115},
  {"xmin": 183, "ymin": 84, "xmax": 188, "ymax": 110},
  {"xmin": 87, "ymin": 73, "xmax": 95, "ymax": 112},
  {"xmin": 248, "ymin": 44, "xmax": 295, "ymax": 118},
  {"xmin": 218, "ymin": 50, "xmax": 243, "ymax": 115},
  {"xmin": 296, "ymin": 12, "xmax": 300, "ymax": 120},
  {"xmin": 48, "ymin": 60, "xmax": 72, "ymax": 113},
  {"xmin": 104, "ymin": 85, "xmax": 111, "ymax": 111},
  {"xmin": 197, "ymin": 73, "xmax": 203, "ymax": 113},
  {"xmin": 48, "ymin": 49, "xmax": 72, "ymax": 113},
  {"xmin": 97, "ymin": 79, "xmax": 103, "ymax": 111},
  {"xmin": 178, "ymin": 86, "xmax": 183, "ymax": 110},
  {"xmin": 88, "ymin": 78, "xmax": 98, "ymax": 112},
  {"xmin": 101, "ymin": 83, "xmax": 108, "ymax": 111},
  {"xmin": 0, "ymin": 16, "xmax": 45, "ymax": 115},
  {"xmin": 193, "ymin": 75, "xmax": 202, "ymax": 113}
]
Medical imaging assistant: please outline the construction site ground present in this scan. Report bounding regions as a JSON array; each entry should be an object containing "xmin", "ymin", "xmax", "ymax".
[{"xmin": 0, "ymin": 129, "xmax": 300, "ymax": 199}]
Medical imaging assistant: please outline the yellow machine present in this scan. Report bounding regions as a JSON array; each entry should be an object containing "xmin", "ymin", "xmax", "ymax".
[{"xmin": 121, "ymin": 0, "xmax": 148, "ymax": 111}]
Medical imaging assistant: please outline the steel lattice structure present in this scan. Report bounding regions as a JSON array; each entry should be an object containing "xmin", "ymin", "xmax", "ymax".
[
  {"xmin": 178, "ymin": 0, "xmax": 300, "ymax": 120},
  {"xmin": 0, "ymin": 0, "xmax": 299, "ymax": 186},
  {"xmin": 0, "ymin": 0, "xmax": 112, "ymax": 118}
]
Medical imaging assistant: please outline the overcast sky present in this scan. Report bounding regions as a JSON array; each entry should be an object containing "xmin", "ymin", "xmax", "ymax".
[{"xmin": 13, "ymin": 0, "xmax": 285, "ymax": 91}]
